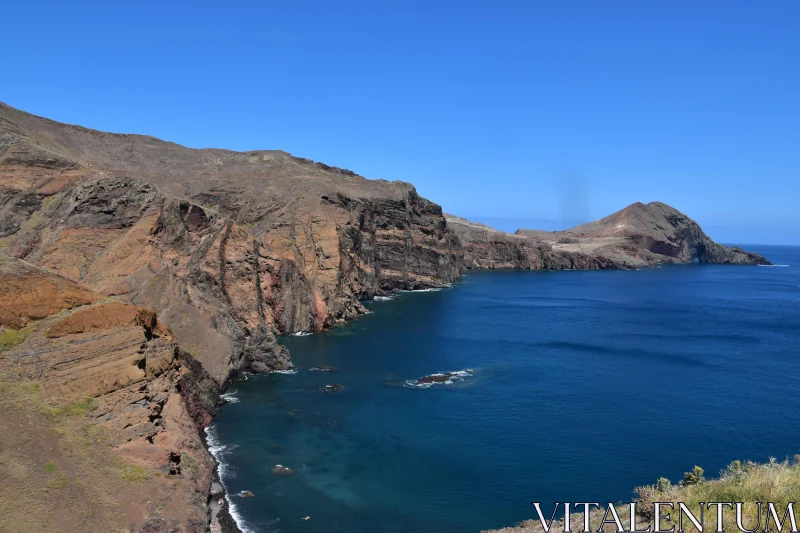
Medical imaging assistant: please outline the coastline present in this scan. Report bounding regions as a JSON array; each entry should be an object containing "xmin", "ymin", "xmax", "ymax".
[
  {"xmin": 197, "ymin": 281, "xmax": 463, "ymax": 533},
  {"xmin": 0, "ymin": 103, "xmax": 773, "ymax": 532},
  {"xmin": 200, "ymin": 254, "xmax": 790, "ymax": 533},
  {"xmin": 205, "ymin": 425, "xmax": 248, "ymax": 533},
  {"xmin": 198, "ymin": 280, "xmax": 455, "ymax": 533}
]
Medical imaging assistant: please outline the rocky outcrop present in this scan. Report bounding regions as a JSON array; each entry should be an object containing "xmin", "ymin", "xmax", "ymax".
[
  {"xmin": 0, "ymin": 257, "xmax": 99, "ymax": 329},
  {"xmin": 518, "ymin": 201, "xmax": 770, "ymax": 267},
  {"xmin": 446, "ymin": 214, "xmax": 626, "ymax": 271},
  {"xmin": 447, "ymin": 202, "xmax": 769, "ymax": 271}
]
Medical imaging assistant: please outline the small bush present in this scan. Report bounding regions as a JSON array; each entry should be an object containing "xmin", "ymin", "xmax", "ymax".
[
  {"xmin": 634, "ymin": 484, "xmax": 659, "ymax": 520},
  {"xmin": 681, "ymin": 465, "xmax": 705, "ymax": 486},
  {"xmin": 721, "ymin": 460, "xmax": 748, "ymax": 484},
  {"xmin": 45, "ymin": 462, "xmax": 57, "ymax": 472}
]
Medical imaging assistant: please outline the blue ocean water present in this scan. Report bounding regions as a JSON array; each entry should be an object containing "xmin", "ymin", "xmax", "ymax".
[{"xmin": 209, "ymin": 245, "xmax": 800, "ymax": 533}]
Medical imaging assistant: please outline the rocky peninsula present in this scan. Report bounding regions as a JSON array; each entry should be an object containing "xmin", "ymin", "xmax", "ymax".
[{"xmin": 0, "ymin": 102, "xmax": 768, "ymax": 532}]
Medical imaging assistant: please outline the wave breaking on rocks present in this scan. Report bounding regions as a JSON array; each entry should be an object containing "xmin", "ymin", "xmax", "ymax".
[{"xmin": 405, "ymin": 369, "xmax": 474, "ymax": 388}]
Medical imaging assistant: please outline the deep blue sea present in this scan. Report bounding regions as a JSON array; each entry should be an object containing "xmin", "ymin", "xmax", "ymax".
[{"xmin": 208, "ymin": 245, "xmax": 800, "ymax": 533}]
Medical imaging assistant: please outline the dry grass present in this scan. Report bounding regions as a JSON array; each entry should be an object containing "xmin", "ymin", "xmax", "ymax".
[
  {"xmin": 484, "ymin": 459, "xmax": 800, "ymax": 533},
  {"xmin": 0, "ymin": 326, "xmax": 32, "ymax": 355},
  {"xmin": 634, "ymin": 458, "xmax": 800, "ymax": 532},
  {"xmin": 0, "ymin": 378, "xmax": 147, "ymax": 533}
]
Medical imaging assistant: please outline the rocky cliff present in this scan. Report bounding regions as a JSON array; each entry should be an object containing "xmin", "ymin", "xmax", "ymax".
[
  {"xmin": 0, "ymin": 102, "xmax": 461, "ymax": 532},
  {"xmin": 445, "ymin": 214, "xmax": 621, "ymax": 270},
  {"xmin": 0, "ymin": 102, "xmax": 462, "ymax": 374}
]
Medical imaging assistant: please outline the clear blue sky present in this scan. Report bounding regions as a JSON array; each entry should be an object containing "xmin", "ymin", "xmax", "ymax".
[{"xmin": 3, "ymin": 1, "xmax": 798, "ymax": 244}]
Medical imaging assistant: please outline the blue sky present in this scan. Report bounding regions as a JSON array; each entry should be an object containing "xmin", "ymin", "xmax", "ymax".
[{"xmin": 3, "ymin": 1, "xmax": 798, "ymax": 244}]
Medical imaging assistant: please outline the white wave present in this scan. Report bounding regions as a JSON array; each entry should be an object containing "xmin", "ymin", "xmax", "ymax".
[
  {"xmin": 758, "ymin": 264, "xmax": 790, "ymax": 267},
  {"xmin": 290, "ymin": 331, "xmax": 313, "ymax": 336},
  {"xmin": 220, "ymin": 392, "xmax": 240, "ymax": 404},
  {"xmin": 269, "ymin": 369, "xmax": 299, "ymax": 375},
  {"xmin": 398, "ymin": 287, "xmax": 443, "ymax": 293},
  {"xmin": 373, "ymin": 295, "xmax": 394, "ymax": 301},
  {"xmin": 205, "ymin": 426, "xmax": 254, "ymax": 533}
]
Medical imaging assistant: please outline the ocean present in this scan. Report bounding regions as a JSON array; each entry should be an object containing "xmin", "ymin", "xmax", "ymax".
[{"xmin": 208, "ymin": 245, "xmax": 800, "ymax": 533}]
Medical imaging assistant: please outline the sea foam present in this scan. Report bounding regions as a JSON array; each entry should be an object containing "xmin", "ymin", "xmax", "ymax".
[
  {"xmin": 205, "ymin": 425, "xmax": 253, "ymax": 533},
  {"xmin": 220, "ymin": 392, "xmax": 240, "ymax": 404}
]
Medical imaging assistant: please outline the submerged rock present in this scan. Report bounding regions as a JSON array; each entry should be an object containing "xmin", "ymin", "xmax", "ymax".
[
  {"xmin": 417, "ymin": 373, "xmax": 451, "ymax": 384},
  {"xmin": 409, "ymin": 369, "xmax": 474, "ymax": 388},
  {"xmin": 272, "ymin": 465, "xmax": 294, "ymax": 476},
  {"xmin": 309, "ymin": 366, "xmax": 337, "ymax": 372},
  {"xmin": 240, "ymin": 491, "xmax": 255, "ymax": 498},
  {"xmin": 320, "ymin": 383, "xmax": 346, "ymax": 394}
]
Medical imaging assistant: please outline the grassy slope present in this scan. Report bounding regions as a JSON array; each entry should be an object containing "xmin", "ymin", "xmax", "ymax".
[{"xmin": 0, "ymin": 381, "xmax": 150, "ymax": 533}]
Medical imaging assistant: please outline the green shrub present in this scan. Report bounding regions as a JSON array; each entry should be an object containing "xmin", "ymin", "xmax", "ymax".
[
  {"xmin": 655, "ymin": 477, "xmax": 672, "ymax": 492},
  {"xmin": 681, "ymin": 465, "xmax": 705, "ymax": 486}
]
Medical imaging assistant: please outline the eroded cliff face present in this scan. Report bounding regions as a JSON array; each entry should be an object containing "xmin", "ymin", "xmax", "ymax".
[
  {"xmin": 0, "ymin": 103, "xmax": 462, "ymax": 531},
  {"xmin": 1, "ymin": 100, "xmax": 461, "ymax": 341},
  {"xmin": 0, "ymin": 170, "xmax": 460, "ymax": 371}
]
